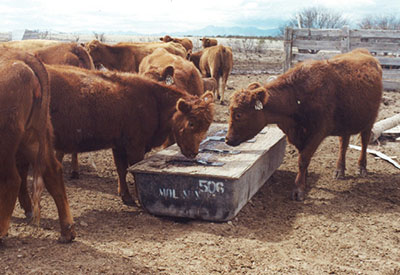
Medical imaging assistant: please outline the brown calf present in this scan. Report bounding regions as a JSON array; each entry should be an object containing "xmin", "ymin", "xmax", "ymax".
[
  {"xmin": 0, "ymin": 50, "xmax": 75, "ymax": 243},
  {"xmin": 160, "ymin": 35, "xmax": 193, "ymax": 52},
  {"xmin": 85, "ymin": 40, "xmax": 187, "ymax": 72},
  {"xmin": 46, "ymin": 65, "xmax": 214, "ymax": 206},
  {"xmin": 191, "ymin": 45, "xmax": 233, "ymax": 104},
  {"xmin": 200, "ymin": 37, "xmax": 218, "ymax": 48},
  {"xmin": 202, "ymin": 77, "xmax": 218, "ymax": 95},
  {"xmin": 225, "ymin": 48, "xmax": 382, "ymax": 201}
]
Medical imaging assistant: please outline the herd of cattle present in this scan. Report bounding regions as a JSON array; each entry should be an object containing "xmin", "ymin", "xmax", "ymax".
[{"xmin": 0, "ymin": 34, "xmax": 383, "ymax": 244}]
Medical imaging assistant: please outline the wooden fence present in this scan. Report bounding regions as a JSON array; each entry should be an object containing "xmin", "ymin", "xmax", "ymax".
[
  {"xmin": 284, "ymin": 27, "xmax": 400, "ymax": 90},
  {"xmin": 0, "ymin": 32, "xmax": 12, "ymax": 42}
]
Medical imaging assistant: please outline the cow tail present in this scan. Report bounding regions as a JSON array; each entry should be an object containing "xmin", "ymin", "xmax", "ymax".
[
  {"xmin": 218, "ymin": 47, "xmax": 226, "ymax": 77},
  {"xmin": 73, "ymin": 44, "xmax": 95, "ymax": 70},
  {"xmin": 26, "ymin": 53, "xmax": 51, "ymax": 223}
]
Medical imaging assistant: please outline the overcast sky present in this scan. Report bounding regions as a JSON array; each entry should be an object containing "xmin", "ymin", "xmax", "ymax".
[{"xmin": 1, "ymin": 0, "xmax": 399, "ymax": 34}]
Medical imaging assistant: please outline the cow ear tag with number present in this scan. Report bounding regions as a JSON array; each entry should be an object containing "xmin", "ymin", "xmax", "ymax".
[
  {"xmin": 254, "ymin": 99, "xmax": 263, "ymax": 111},
  {"xmin": 165, "ymin": 75, "xmax": 174, "ymax": 85}
]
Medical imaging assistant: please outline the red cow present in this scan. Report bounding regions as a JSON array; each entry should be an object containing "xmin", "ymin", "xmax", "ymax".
[
  {"xmin": 160, "ymin": 35, "xmax": 193, "ymax": 52},
  {"xmin": 45, "ymin": 64, "xmax": 215, "ymax": 206},
  {"xmin": 85, "ymin": 40, "xmax": 187, "ymax": 72},
  {"xmin": 200, "ymin": 37, "xmax": 218, "ymax": 48},
  {"xmin": 0, "ymin": 49, "xmax": 75, "ymax": 243},
  {"xmin": 34, "ymin": 42, "xmax": 96, "ymax": 179},
  {"xmin": 0, "ymin": 39, "xmax": 61, "ymax": 52},
  {"xmin": 139, "ymin": 48, "xmax": 204, "ymax": 97},
  {"xmin": 190, "ymin": 45, "xmax": 233, "ymax": 104},
  {"xmin": 35, "ymin": 42, "xmax": 95, "ymax": 70},
  {"xmin": 225, "ymin": 48, "xmax": 382, "ymax": 201}
]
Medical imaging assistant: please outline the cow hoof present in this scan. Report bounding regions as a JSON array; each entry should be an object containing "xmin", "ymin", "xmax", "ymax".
[
  {"xmin": 25, "ymin": 211, "xmax": 34, "ymax": 224},
  {"xmin": 220, "ymin": 100, "xmax": 225, "ymax": 105},
  {"xmin": 334, "ymin": 169, "xmax": 345, "ymax": 180},
  {"xmin": 58, "ymin": 224, "xmax": 76, "ymax": 243},
  {"xmin": 291, "ymin": 188, "xmax": 305, "ymax": 201},
  {"xmin": 122, "ymin": 195, "xmax": 136, "ymax": 206},
  {"xmin": 359, "ymin": 166, "xmax": 368, "ymax": 177},
  {"xmin": 70, "ymin": 172, "xmax": 79, "ymax": 180}
]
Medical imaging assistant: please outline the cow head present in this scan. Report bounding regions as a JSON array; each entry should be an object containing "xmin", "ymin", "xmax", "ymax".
[
  {"xmin": 160, "ymin": 35, "xmax": 173, "ymax": 42},
  {"xmin": 225, "ymin": 83, "xmax": 268, "ymax": 146},
  {"xmin": 85, "ymin": 40, "xmax": 104, "ymax": 69},
  {"xmin": 200, "ymin": 37, "xmax": 217, "ymax": 48},
  {"xmin": 173, "ymin": 91, "xmax": 214, "ymax": 158}
]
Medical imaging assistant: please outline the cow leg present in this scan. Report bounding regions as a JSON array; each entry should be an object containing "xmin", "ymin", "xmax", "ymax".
[
  {"xmin": 55, "ymin": 150, "xmax": 64, "ymax": 163},
  {"xmin": 56, "ymin": 151, "xmax": 79, "ymax": 179},
  {"xmin": 219, "ymin": 71, "xmax": 229, "ymax": 105},
  {"xmin": 292, "ymin": 134, "xmax": 325, "ymax": 201},
  {"xmin": 70, "ymin": 153, "xmax": 79, "ymax": 179},
  {"xmin": 112, "ymin": 147, "xmax": 135, "ymax": 206},
  {"xmin": 359, "ymin": 128, "xmax": 372, "ymax": 177},
  {"xmin": 209, "ymin": 67, "xmax": 221, "ymax": 101},
  {"xmin": 42, "ymin": 151, "xmax": 75, "ymax": 243},
  {"xmin": 16, "ymin": 158, "xmax": 34, "ymax": 222},
  {"xmin": 0, "ymin": 158, "xmax": 20, "ymax": 241},
  {"xmin": 215, "ymin": 76, "xmax": 221, "ymax": 101},
  {"xmin": 334, "ymin": 135, "xmax": 350, "ymax": 179}
]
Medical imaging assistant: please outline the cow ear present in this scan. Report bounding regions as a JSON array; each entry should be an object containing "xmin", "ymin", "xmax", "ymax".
[
  {"xmin": 186, "ymin": 49, "xmax": 192, "ymax": 60},
  {"xmin": 162, "ymin": 66, "xmax": 174, "ymax": 85},
  {"xmin": 247, "ymin": 82, "xmax": 262, "ymax": 90},
  {"xmin": 159, "ymin": 37, "xmax": 163, "ymax": 41},
  {"xmin": 266, "ymin": 75, "xmax": 277, "ymax": 83},
  {"xmin": 201, "ymin": 91, "xmax": 214, "ymax": 104},
  {"xmin": 252, "ymin": 87, "xmax": 267, "ymax": 111},
  {"xmin": 177, "ymin": 98, "xmax": 192, "ymax": 114}
]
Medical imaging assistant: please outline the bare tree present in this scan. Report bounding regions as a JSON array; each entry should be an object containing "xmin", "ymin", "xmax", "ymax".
[
  {"xmin": 279, "ymin": 6, "xmax": 349, "ymax": 35},
  {"xmin": 358, "ymin": 14, "xmax": 400, "ymax": 30}
]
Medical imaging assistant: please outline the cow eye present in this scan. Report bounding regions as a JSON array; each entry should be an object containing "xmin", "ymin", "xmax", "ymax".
[
  {"xmin": 234, "ymin": 112, "xmax": 242, "ymax": 121},
  {"xmin": 188, "ymin": 121, "xmax": 195, "ymax": 128}
]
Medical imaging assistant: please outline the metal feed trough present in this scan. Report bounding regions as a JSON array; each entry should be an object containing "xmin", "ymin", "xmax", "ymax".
[{"xmin": 128, "ymin": 123, "xmax": 286, "ymax": 221}]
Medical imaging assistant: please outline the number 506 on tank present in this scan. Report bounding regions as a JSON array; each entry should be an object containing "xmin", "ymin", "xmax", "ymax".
[{"xmin": 198, "ymin": 179, "xmax": 225, "ymax": 194}]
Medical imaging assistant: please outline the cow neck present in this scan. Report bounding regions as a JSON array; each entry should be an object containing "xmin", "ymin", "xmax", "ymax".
[
  {"xmin": 263, "ymin": 82, "xmax": 300, "ymax": 126},
  {"xmin": 149, "ymin": 83, "xmax": 187, "ymax": 148},
  {"xmin": 102, "ymin": 44, "xmax": 126, "ymax": 69}
]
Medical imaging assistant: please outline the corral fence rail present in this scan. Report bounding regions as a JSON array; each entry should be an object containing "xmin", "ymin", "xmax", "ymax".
[
  {"xmin": 284, "ymin": 27, "xmax": 400, "ymax": 91},
  {"xmin": 0, "ymin": 32, "xmax": 12, "ymax": 42}
]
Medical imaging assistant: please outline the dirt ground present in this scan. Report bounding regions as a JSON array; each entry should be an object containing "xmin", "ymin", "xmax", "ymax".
[{"xmin": 1, "ymin": 50, "xmax": 400, "ymax": 274}]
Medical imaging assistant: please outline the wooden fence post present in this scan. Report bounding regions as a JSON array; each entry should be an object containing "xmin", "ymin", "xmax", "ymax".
[
  {"xmin": 284, "ymin": 27, "xmax": 293, "ymax": 72},
  {"xmin": 341, "ymin": 25, "xmax": 350, "ymax": 53}
]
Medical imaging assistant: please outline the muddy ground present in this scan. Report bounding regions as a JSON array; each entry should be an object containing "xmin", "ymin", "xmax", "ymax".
[{"xmin": 1, "ymin": 50, "xmax": 400, "ymax": 274}]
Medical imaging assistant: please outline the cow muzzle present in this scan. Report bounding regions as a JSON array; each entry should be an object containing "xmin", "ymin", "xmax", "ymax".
[
  {"xmin": 183, "ymin": 151, "xmax": 198, "ymax": 159},
  {"xmin": 225, "ymin": 136, "xmax": 241, "ymax": 147}
]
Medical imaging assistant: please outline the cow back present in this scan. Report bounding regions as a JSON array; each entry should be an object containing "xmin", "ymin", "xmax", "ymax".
[
  {"xmin": 139, "ymin": 48, "xmax": 204, "ymax": 96},
  {"xmin": 35, "ymin": 43, "xmax": 95, "ymax": 69}
]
